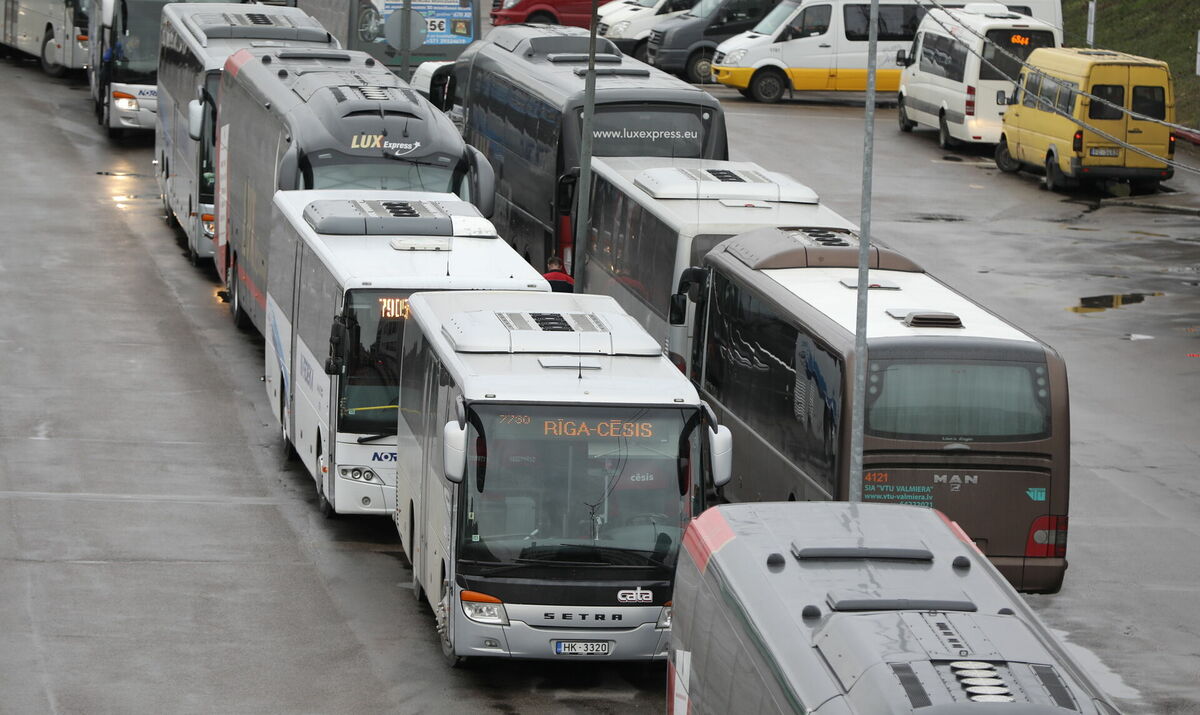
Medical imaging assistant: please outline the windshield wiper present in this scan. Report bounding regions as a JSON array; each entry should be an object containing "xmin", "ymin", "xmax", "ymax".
[
  {"xmin": 583, "ymin": 545, "xmax": 672, "ymax": 568},
  {"xmin": 356, "ymin": 433, "xmax": 394, "ymax": 444}
]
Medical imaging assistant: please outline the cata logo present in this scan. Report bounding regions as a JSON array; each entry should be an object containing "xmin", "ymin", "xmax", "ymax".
[{"xmin": 616, "ymin": 586, "xmax": 653, "ymax": 604}]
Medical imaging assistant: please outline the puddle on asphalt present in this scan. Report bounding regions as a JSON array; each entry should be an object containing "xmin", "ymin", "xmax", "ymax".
[
  {"xmin": 1047, "ymin": 628, "xmax": 1141, "ymax": 702},
  {"xmin": 96, "ymin": 171, "xmax": 150, "ymax": 178},
  {"xmin": 1069, "ymin": 292, "xmax": 1164, "ymax": 313},
  {"xmin": 915, "ymin": 214, "xmax": 966, "ymax": 222}
]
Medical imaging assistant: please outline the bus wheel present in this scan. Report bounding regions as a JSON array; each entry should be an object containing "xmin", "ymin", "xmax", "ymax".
[
  {"xmin": 938, "ymin": 113, "xmax": 957, "ymax": 149},
  {"xmin": 526, "ymin": 11, "xmax": 555, "ymax": 23},
  {"xmin": 229, "ymin": 257, "xmax": 250, "ymax": 329},
  {"xmin": 897, "ymin": 96, "xmax": 916, "ymax": 132},
  {"xmin": 749, "ymin": 69, "xmax": 786, "ymax": 104},
  {"xmin": 994, "ymin": 139, "xmax": 1020, "ymax": 173},
  {"xmin": 438, "ymin": 578, "xmax": 468, "ymax": 667},
  {"xmin": 40, "ymin": 29, "xmax": 67, "ymax": 78},
  {"xmin": 102, "ymin": 97, "xmax": 124, "ymax": 141},
  {"xmin": 1043, "ymin": 155, "xmax": 1066, "ymax": 193},
  {"xmin": 685, "ymin": 50, "xmax": 713, "ymax": 85},
  {"xmin": 410, "ymin": 513, "xmax": 425, "ymax": 602}
]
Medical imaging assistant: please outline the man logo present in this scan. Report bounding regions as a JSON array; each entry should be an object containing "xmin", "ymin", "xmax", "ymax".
[{"xmin": 617, "ymin": 587, "xmax": 653, "ymax": 604}]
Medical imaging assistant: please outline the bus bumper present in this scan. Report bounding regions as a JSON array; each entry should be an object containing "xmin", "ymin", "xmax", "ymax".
[
  {"xmin": 455, "ymin": 606, "xmax": 670, "ymax": 660},
  {"xmin": 332, "ymin": 477, "xmax": 392, "ymax": 515},
  {"xmin": 990, "ymin": 556, "xmax": 1067, "ymax": 595},
  {"xmin": 108, "ymin": 84, "xmax": 157, "ymax": 131},
  {"xmin": 711, "ymin": 64, "xmax": 752, "ymax": 90},
  {"xmin": 1069, "ymin": 158, "xmax": 1174, "ymax": 182}
]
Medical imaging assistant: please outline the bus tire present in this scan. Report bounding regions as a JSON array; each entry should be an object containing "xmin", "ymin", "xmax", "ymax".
[
  {"xmin": 938, "ymin": 113, "xmax": 957, "ymax": 149},
  {"xmin": 438, "ymin": 577, "xmax": 468, "ymax": 668},
  {"xmin": 316, "ymin": 438, "xmax": 337, "ymax": 519},
  {"xmin": 994, "ymin": 138, "xmax": 1020, "ymax": 173},
  {"xmin": 749, "ymin": 68, "xmax": 787, "ymax": 104},
  {"xmin": 410, "ymin": 512, "xmax": 425, "ymax": 602},
  {"xmin": 40, "ymin": 28, "xmax": 67, "ymax": 78},
  {"xmin": 897, "ymin": 96, "xmax": 916, "ymax": 132},
  {"xmin": 102, "ymin": 97, "xmax": 124, "ymax": 141},
  {"xmin": 1043, "ymin": 154, "xmax": 1066, "ymax": 192},
  {"xmin": 632, "ymin": 40, "xmax": 648, "ymax": 63},
  {"xmin": 526, "ymin": 11, "xmax": 555, "ymax": 23},
  {"xmin": 229, "ymin": 257, "xmax": 250, "ymax": 330},
  {"xmin": 685, "ymin": 49, "xmax": 713, "ymax": 85}
]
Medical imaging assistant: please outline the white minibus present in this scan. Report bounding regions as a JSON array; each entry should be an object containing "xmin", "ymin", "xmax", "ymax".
[
  {"xmin": 897, "ymin": 3, "xmax": 1060, "ymax": 146},
  {"xmin": 156, "ymin": 3, "xmax": 334, "ymax": 263},
  {"xmin": 263, "ymin": 191, "xmax": 548, "ymax": 517},
  {"xmin": 577, "ymin": 157, "xmax": 854, "ymax": 372},
  {"xmin": 395, "ymin": 290, "xmax": 733, "ymax": 664},
  {"xmin": 710, "ymin": 0, "xmax": 1060, "ymax": 103}
]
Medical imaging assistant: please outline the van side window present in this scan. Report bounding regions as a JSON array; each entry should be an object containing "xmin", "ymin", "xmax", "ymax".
[
  {"xmin": 844, "ymin": 4, "xmax": 925, "ymax": 42},
  {"xmin": 1089, "ymin": 84, "xmax": 1125, "ymax": 120},
  {"xmin": 919, "ymin": 33, "xmax": 966, "ymax": 83},
  {"xmin": 1021, "ymin": 72, "xmax": 1041, "ymax": 109},
  {"xmin": 1132, "ymin": 86, "xmax": 1166, "ymax": 120},
  {"xmin": 1036, "ymin": 73, "xmax": 1059, "ymax": 113},
  {"xmin": 1053, "ymin": 80, "xmax": 1078, "ymax": 115},
  {"xmin": 791, "ymin": 4, "xmax": 831, "ymax": 37}
]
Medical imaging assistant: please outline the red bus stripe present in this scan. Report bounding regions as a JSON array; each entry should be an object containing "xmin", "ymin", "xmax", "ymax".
[
  {"xmin": 224, "ymin": 49, "xmax": 253, "ymax": 77},
  {"xmin": 682, "ymin": 508, "xmax": 736, "ymax": 574}
]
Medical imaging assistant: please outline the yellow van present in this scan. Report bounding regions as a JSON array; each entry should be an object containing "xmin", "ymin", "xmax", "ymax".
[{"xmin": 994, "ymin": 47, "xmax": 1176, "ymax": 193}]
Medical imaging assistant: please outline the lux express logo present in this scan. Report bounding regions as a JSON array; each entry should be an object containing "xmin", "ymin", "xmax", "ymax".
[
  {"xmin": 349, "ymin": 134, "xmax": 422, "ymax": 154},
  {"xmin": 592, "ymin": 128, "xmax": 699, "ymax": 141}
]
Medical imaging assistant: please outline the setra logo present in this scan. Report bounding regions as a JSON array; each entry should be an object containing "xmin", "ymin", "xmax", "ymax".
[{"xmin": 617, "ymin": 587, "xmax": 653, "ymax": 604}]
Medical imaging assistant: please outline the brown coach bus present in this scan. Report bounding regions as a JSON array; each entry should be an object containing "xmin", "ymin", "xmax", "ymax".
[{"xmin": 672, "ymin": 227, "xmax": 1070, "ymax": 593}]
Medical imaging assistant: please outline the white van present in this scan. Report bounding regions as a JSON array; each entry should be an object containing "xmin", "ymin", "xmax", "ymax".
[
  {"xmin": 710, "ymin": 0, "xmax": 1060, "ymax": 103},
  {"xmin": 897, "ymin": 3, "xmax": 1060, "ymax": 146},
  {"xmin": 598, "ymin": 0, "xmax": 695, "ymax": 61}
]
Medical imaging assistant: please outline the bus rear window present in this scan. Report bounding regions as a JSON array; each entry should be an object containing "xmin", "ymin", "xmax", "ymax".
[
  {"xmin": 980, "ymin": 29, "xmax": 1057, "ymax": 82},
  {"xmin": 1089, "ymin": 85, "xmax": 1125, "ymax": 120},
  {"xmin": 1132, "ymin": 86, "xmax": 1166, "ymax": 120},
  {"xmin": 866, "ymin": 361, "xmax": 1051, "ymax": 441},
  {"xmin": 591, "ymin": 105, "xmax": 709, "ymax": 158}
]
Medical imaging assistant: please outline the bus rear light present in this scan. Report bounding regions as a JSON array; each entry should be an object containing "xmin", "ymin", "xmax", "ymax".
[
  {"xmin": 1072, "ymin": 130, "xmax": 1083, "ymax": 152},
  {"xmin": 668, "ymin": 351, "xmax": 686, "ymax": 374},
  {"xmin": 77, "ymin": 34, "xmax": 88, "ymax": 42},
  {"xmin": 965, "ymin": 85, "xmax": 976, "ymax": 116},
  {"xmin": 462, "ymin": 591, "xmax": 509, "ymax": 625},
  {"xmin": 1169, "ymin": 132, "xmax": 1177, "ymax": 156},
  {"xmin": 1026, "ymin": 515, "xmax": 1067, "ymax": 559}
]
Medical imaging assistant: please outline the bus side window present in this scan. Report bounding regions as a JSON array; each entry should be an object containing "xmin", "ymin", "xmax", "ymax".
[
  {"xmin": 796, "ymin": 4, "xmax": 831, "ymax": 37},
  {"xmin": 1021, "ymin": 72, "xmax": 1041, "ymax": 109}
]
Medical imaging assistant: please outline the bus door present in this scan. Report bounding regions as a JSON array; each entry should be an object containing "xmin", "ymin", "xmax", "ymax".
[
  {"xmin": 1124, "ymin": 64, "xmax": 1172, "ymax": 169},
  {"xmin": 779, "ymin": 3, "xmax": 834, "ymax": 91},
  {"xmin": 1083, "ymin": 65, "xmax": 1130, "ymax": 170}
]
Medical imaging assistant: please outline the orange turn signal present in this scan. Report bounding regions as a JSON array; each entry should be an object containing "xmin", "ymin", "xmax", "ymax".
[{"xmin": 461, "ymin": 590, "xmax": 502, "ymax": 603}]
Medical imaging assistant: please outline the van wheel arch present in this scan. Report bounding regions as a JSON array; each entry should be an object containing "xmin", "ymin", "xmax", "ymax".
[
  {"xmin": 684, "ymin": 48, "xmax": 714, "ymax": 84},
  {"xmin": 897, "ymin": 94, "xmax": 916, "ymax": 132},
  {"xmin": 526, "ymin": 10, "xmax": 556, "ymax": 23},
  {"xmin": 938, "ymin": 111, "xmax": 957, "ymax": 149},
  {"xmin": 1043, "ymin": 150, "xmax": 1069, "ymax": 192},
  {"xmin": 994, "ymin": 135, "xmax": 1020, "ymax": 173}
]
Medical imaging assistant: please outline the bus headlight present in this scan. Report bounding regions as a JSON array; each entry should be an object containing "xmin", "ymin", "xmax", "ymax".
[
  {"xmin": 201, "ymin": 213, "xmax": 215, "ymax": 238},
  {"xmin": 609, "ymin": 20, "xmax": 630, "ymax": 36},
  {"xmin": 656, "ymin": 604, "xmax": 672, "ymax": 629},
  {"xmin": 461, "ymin": 591, "xmax": 509, "ymax": 625},
  {"xmin": 724, "ymin": 49, "xmax": 747, "ymax": 66},
  {"xmin": 112, "ymin": 92, "xmax": 139, "ymax": 112},
  {"xmin": 338, "ymin": 466, "xmax": 380, "ymax": 483}
]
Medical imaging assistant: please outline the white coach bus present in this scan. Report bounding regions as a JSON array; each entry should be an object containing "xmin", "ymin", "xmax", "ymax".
[
  {"xmin": 263, "ymin": 191, "xmax": 549, "ymax": 517},
  {"xmin": 577, "ymin": 157, "xmax": 855, "ymax": 372},
  {"xmin": 0, "ymin": 0, "xmax": 89, "ymax": 76},
  {"xmin": 156, "ymin": 3, "xmax": 335, "ymax": 263},
  {"xmin": 396, "ymin": 290, "xmax": 733, "ymax": 665}
]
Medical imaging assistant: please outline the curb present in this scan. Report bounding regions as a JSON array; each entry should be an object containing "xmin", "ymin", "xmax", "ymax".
[
  {"xmin": 1177, "ymin": 129, "xmax": 1200, "ymax": 146},
  {"xmin": 1102, "ymin": 198, "xmax": 1200, "ymax": 215}
]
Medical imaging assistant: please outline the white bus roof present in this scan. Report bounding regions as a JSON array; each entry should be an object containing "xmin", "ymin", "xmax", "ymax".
[
  {"xmin": 591, "ymin": 157, "xmax": 856, "ymax": 237},
  {"xmin": 763, "ymin": 266, "xmax": 1036, "ymax": 342},
  {"xmin": 273, "ymin": 190, "xmax": 549, "ymax": 293},
  {"xmin": 409, "ymin": 291, "xmax": 701, "ymax": 406},
  {"xmin": 162, "ymin": 3, "xmax": 335, "ymax": 67},
  {"xmin": 921, "ymin": 3, "xmax": 1061, "ymax": 38}
]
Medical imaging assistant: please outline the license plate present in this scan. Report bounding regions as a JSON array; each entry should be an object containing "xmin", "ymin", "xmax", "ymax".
[
  {"xmin": 1090, "ymin": 147, "xmax": 1120, "ymax": 157},
  {"xmin": 554, "ymin": 640, "xmax": 610, "ymax": 656}
]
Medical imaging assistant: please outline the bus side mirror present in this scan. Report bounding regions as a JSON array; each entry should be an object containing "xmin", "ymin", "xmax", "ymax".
[
  {"xmin": 709, "ymin": 425, "xmax": 733, "ymax": 488},
  {"xmin": 895, "ymin": 49, "xmax": 908, "ymax": 67},
  {"xmin": 187, "ymin": 99, "xmax": 203, "ymax": 141},
  {"xmin": 324, "ymin": 316, "xmax": 347, "ymax": 375},
  {"xmin": 555, "ymin": 167, "xmax": 580, "ymax": 213},
  {"xmin": 430, "ymin": 65, "xmax": 456, "ymax": 112},
  {"xmin": 465, "ymin": 144, "xmax": 495, "ymax": 218},
  {"xmin": 677, "ymin": 266, "xmax": 708, "ymax": 302},
  {"xmin": 669, "ymin": 293, "xmax": 688, "ymax": 326},
  {"xmin": 442, "ymin": 420, "xmax": 467, "ymax": 483},
  {"xmin": 996, "ymin": 90, "xmax": 1017, "ymax": 106},
  {"xmin": 278, "ymin": 143, "xmax": 299, "ymax": 191}
]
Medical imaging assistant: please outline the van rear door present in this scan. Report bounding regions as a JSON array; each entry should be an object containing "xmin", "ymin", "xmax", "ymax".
[
  {"xmin": 1125, "ymin": 64, "xmax": 1172, "ymax": 169},
  {"xmin": 1081, "ymin": 64, "xmax": 1129, "ymax": 168}
]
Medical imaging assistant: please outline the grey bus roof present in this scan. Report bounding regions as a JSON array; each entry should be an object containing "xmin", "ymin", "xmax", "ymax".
[
  {"xmin": 302, "ymin": 198, "xmax": 495, "ymax": 238},
  {"xmin": 460, "ymin": 24, "xmax": 719, "ymax": 113},
  {"xmin": 409, "ymin": 291, "xmax": 698, "ymax": 406},
  {"xmin": 174, "ymin": 4, "xmax": 332, "ymax": 46},
  {"xmin": 592, "ymin": 157, "xmax": 854, "ymax": 238},
  {"xmin": 707, "ymin": 228, "xmax": 1038, "ymax": 345},
  {"xmin": 689, "ymin": 502, "xmax": 1119, "ymax": 713}
]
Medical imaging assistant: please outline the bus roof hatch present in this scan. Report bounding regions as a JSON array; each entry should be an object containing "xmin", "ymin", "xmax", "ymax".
[
  {"xmin": 441, "ymin": 310, "xmax": 661, "ymax": 356},
  {"xmin": 634, "ymin": 166, "xmax": 819, "ymax": 204},
  {"xmin": 303, "ymin": 199, "xmax": 495, "ymax": 238}
]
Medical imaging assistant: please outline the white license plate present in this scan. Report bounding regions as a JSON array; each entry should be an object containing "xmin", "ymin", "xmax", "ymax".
[
  {"xmin": 554, "ymin": 640, "xmax": 610, "ymax": 656},
  {"xmin": 1090, "ymin": 147, "xmax": 1120, "ymax": 157}
]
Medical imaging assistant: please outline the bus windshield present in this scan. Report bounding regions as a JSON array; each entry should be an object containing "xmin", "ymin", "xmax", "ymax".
[
  {"xmin": 686, "ymin": 0, "xmax": 721, "ymax": 19},
  {"xmin": 865, "ymin": 360, "xmax": 1051, "ymax": 441},
  {"xmin": 458, "ymin": 404, "xmax": 702, "ymax": 575},
  {"xmin": 337, "ymin": 290, "xmax": 410, "ymax": 435},
  {"xmin": 304, "ymin": 153, "xmax": 464, "ymax": 192},
  {"xmin": 980, "ymin": 29, "xmax": 1057, "ymax": 82},
  {"xmin": 591, "ymin": 104, "xmax": 710, "ymax": 158},
  {"xmin": 110, "ymin": 0, "xmax": 170, "ymax": 83},
  {"xmin": 752, "ymin": 1, "xmax": 798, "ymax": 35}
]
